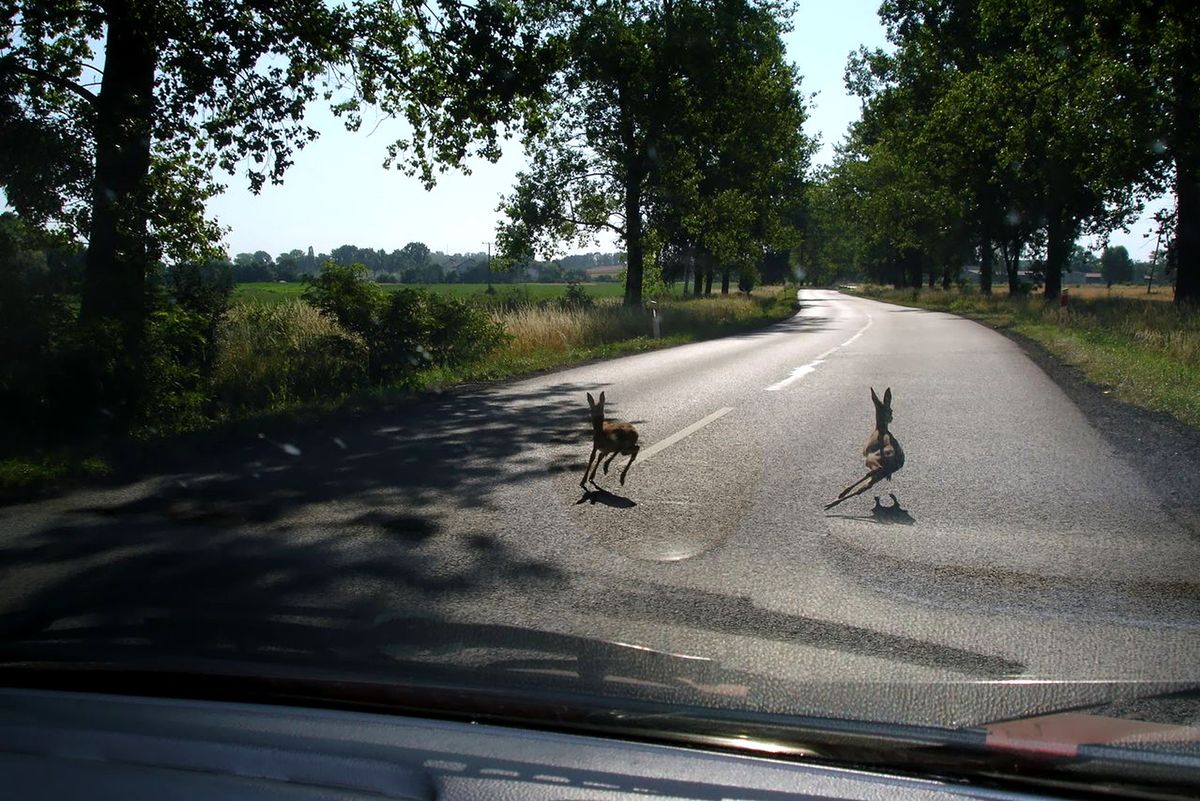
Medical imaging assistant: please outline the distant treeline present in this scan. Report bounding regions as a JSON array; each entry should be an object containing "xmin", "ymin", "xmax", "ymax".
[{"xmin": 227, "ymin": 244, "xmax": 626, "ymax": 284}]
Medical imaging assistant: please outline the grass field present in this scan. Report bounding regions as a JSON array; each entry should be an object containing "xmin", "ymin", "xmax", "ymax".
[
  {"xmin": 849, "ymin": 284, "xmax": 1200, "ymax": 428},
  {"xmin": 235, "ymin": 281, "xmax": 627, "ymax": 304},
  {"xmin": 1062, "ymin": 283, "xmax": 1175, "ymax": 302}
]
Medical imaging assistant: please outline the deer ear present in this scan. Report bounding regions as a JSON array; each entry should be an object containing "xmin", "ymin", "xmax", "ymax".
[
  {"xmin": 884, "ymin": 387, "xmax": 892, "ymax": 406},
  {"xmin": 870, "ymin": 387, "xmax": 881, "ymax": 406},
  {"xmin": 586, "ymin": 392, "xmax": 595, "ymax": 408},
  {"xmin": 598, "ymin": 391, "xmax": 606, "ymax": 405}
]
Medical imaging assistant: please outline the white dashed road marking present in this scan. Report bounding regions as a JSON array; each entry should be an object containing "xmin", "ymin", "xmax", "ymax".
[
  {"xmin": 637, "ymin": 407, "xmax": 734, "ymax": 465},
  {"xmin": 764, "ymin": 314, "xmax": 873, "ymax": 392}
]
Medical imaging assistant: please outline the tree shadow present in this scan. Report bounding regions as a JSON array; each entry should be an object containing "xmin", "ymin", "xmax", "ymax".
[
  {"xmin": 575, "ymin": 487, "xmax": 637, "ymax": 508},
  {"xmin": 0, "ymin": 380, "xmax": 614, "ymax": 659}
]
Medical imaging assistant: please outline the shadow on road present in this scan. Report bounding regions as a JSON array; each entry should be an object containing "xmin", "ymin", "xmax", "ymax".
[
  {"xmin": 0, "ymin": 381, "xmax": 611, "ymax": 646},
  {"xmin": 576, "ymin": 487, "xmax": 637, "ymax": 508},
  {"xmin": 825, "ymin": 495, "xmax": 916, "ymax": 526},
  {"xmin": 574, "ymin": 583, "xmax": 1023, "ymax": 678}
]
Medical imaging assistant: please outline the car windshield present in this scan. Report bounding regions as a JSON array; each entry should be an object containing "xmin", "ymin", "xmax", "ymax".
[{"xmin": 2, "ymin": 0, "xmax": 1199, "ymax": 794}]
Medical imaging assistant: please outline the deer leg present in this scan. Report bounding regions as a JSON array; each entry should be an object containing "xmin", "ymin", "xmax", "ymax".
[
  {"xmin": 619, "ymin": 445, "xmax": 639, "ymax": 486},
  {"xmin": 838, "ymin": 470, "xmax": 875, "ymax": 499},
  {"xmin": 825, "ymin": 474, "xmax": 880, "ymax": 510},
  {"xmin": 602, "ymin": 451, "xmax": 618, "ymax": 474},
  {"xmin": 581, "ymin": 446, "xmax": 597, "ymax": 488},
  {"xmin": 589, "ymin": 449, "xmax": 606, "ymax": 484}
]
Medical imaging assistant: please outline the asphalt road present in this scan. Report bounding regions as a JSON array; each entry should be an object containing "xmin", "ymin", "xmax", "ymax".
[{"xmin": 3, "ymin": 289, "xmax": 1199, "ymax": 725}]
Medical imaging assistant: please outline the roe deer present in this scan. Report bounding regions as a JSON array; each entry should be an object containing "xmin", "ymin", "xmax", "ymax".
[
  {"xmin": 825, "ymin": 387, "xmax": 905, "ymax": 510},
  {"xmin": 582, "ymin": 391, "xmax": 639, "ymax": 488}
]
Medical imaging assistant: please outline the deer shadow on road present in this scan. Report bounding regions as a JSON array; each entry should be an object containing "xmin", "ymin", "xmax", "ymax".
[
  {"xmin": 575, "ymin": 487, "xmax": 637, "ymax": 509},
  {"xmin": 826, "ymin": 494, "xmax": 916, "ymax": 526}
]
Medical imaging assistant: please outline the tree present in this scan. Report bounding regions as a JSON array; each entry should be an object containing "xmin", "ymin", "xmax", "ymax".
[
  {"xmin": 1100, "ymin": 244, "xmax": 1133, "ymax": 287},
  {"xmin": 0, "ymin": 0, "xmax": 562, "ymax": 417},
  {"xmin": 1068, "ymin": 244, "xmax": 1100, "ymax": 275},
  {"xmin": 496, "ymin": 0, "xmax": 664, "ymax": 306},
  {"xmin": 496, "ymin": 0, "xmax": 809, "ymax": 306},
  {"xmin": 399, "ymin": 241, "xmax": 431, "ymax": 271},
  {"xmin": 839, "ymin": 0, "xmax": 1153, "ymax": 299},
  {"xmin": 650, "ymin": 0, "xmax": 811, "ymax": 295},
  {"xmin": 232, "ymin": 250, "xmax": 276, "ymax": 282}
]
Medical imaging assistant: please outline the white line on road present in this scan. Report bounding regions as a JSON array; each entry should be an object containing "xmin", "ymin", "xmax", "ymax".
[
  {"xmin": 637, "ymin": 407, "xmax": 734, "ymax": 464},
  {"xmin": 764, "ymin": 314, "xmax": 873, "ymax": 392}
]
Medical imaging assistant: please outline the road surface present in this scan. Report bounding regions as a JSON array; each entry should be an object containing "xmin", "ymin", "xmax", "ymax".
[{"xmin": 2, "ymin": 289, "xmax": 1198, "ymax": 724}]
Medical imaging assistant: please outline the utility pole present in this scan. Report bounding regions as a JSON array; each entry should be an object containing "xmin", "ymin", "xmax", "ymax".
[{"xmin": 1148, "ymin": 227, "xmax": 1163, "ymax": 295}]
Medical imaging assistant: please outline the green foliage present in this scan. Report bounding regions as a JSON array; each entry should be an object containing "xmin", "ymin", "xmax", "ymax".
[
  {"xmin": 1100, "ymin": 245, "xmax": 1134, "ymax": 286},
  {"xmin": 374, "ymin": 288, "xmax": 508, "ymax": 380},
  {"xmin": 168, "ymin": 259, "xmax": 234, "ymax": 365},
  {"xmin": 0, "ymin": 0, "xmax": 566, "ymax": 402},
  {"xmin": 299, "ymin": 262, "xmax": 507, "ymax": 383},
  {"xmin": 561, "ymin": 281, "xmax": 595, "ymax": 310},
  {"xmin": 302, "ymin": 262, "xmax": 387, "ymax": 339},
  {"xmin": 496, "ymin": 0, "xmax": 811, "ymax": 305},
  {"xmin": 138, "ymin": 308, "xmax": 212, "ymax": 433},
  {"xmin": 428, "ymin": 294, "xmax": 510, "ymax": 366},
  {"xmin": 830, "ymin": 0, "xmax": 1159, "ymax": 296}
]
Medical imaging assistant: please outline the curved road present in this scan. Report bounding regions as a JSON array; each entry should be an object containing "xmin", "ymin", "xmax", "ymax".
[{"xmin": 2, "ymin": 289, "xmax": 1198, "ymax": 723}]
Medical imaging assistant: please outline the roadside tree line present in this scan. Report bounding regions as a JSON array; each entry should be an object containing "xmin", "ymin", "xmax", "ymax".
[
  {"xmin": 800, "ymin": 0, "xmax": 1197, "ymax": 303},
  {"xmin": 224, "ymin": 245, "xmax": 624, "ymax": 284}
]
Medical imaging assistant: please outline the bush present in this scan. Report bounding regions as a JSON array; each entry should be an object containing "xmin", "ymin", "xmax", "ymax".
[
  {"xmin": 212, "ymin": 301, "xmax": 368, "ymax": 414},
  {"xmin": 169, "ymin": 260, "xmax": 234, "ymax": 318},
  {"xmin": 426, "ymin": 294, "xmax": 509, "ymax": 366},
  {"xmin": 375, "ymin": 288, "xmax": 436, "ymax": 381},
  {"xmin": 560, "ymin": 281, "xmax": 595, "ymax": 311},
  {"xmin": 302, "ymin": 262, "xmax": 386, "ymax": 338},
  {"xmin": 138, "ymin": 308, "xmax": 212, "ymax": 434},
  {"xmin": 373, "ymin": 289, "xmax": 507, "ymax": 381},
  {"xmin": 167, "ymin": 259, "xmax": 234, "ymax": 368}
]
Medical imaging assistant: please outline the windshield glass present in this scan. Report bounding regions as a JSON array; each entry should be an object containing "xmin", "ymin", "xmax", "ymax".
[{"xmin": 2, "ymin": 0, "xmax": 1199, "ymax": 793}]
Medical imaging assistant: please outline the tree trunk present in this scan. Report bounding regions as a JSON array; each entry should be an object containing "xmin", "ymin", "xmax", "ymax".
[
  {"xmin": 617, "ymin": 85, "xmax": 644, "ymax": 307},
  {"xmin": 941, "ymin": 267, "xmax": 951, "ymax": 289},
  {"xmin": 1175, "ymin": 145, "xmax": 1200, "ymax": 304},
  {"xmin": 80, "ymin": 1, "xmax": 157, "ymax": 329},
  {"xmin": 692, "ymin": 256, "xmax": 704, "ymax": 296},
  {"xmin": 1003, "ymin": 239, "xmax": 1022, "ymax": 294},
  {"xmin": 1044, "ymin": 209, "xmax": 1070, "ymax": 301},
  {"xmin": 704, "ymin": 265, "xmax": 713, "ymax": 295},
  {"xmin": 77, "ymin": 1, "xmax": 157, "ymax": 425},
  {"xmin": 979, "ymin": 235, "xmax": 993, "ymax": 294},
  {"xmin": 720, "ymin": 267, "xmax": 730, "ymax": 295},
  {"xmin": 622, "ymin": 182, "xmax": 644, "ymax": 307},
  {"xmin": 906, "ymin": 250, "xmax": 922, "ymax": 288}
]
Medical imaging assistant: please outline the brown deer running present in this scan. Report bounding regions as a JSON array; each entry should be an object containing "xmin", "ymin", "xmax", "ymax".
[
  {"xmin": 825, "ymin": 387, "xmax": 905, "ymax": 510},
  {"xmin": 582, "ymin": 391, "xmax": 639, "ymax": 488}
]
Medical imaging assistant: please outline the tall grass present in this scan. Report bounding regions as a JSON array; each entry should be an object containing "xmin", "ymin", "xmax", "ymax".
[
  {"xmin": 411, "ymin": 288, "xmax": 797, "ymax": 385},
  {"xmin": 212, "ymin": 300, "xmax": 368, "ymax": 414},
  {"xmin": 496, "ymin": 291, "xmax": 791, "ymax": 357},
  {"xmin": 853, "ymin": 285, "xmax": 1200, "ymax": 427}
]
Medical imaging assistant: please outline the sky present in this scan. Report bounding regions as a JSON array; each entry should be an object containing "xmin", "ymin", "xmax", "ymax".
[{"xmin": 202, "ymin": 0, "xmax": 1166, "ymax": 261}]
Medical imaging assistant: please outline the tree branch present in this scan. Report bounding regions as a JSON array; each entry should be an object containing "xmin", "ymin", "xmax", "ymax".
[{"xmin": 0, "ymin": 58, "xmax": 98, "ymax": 106}]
